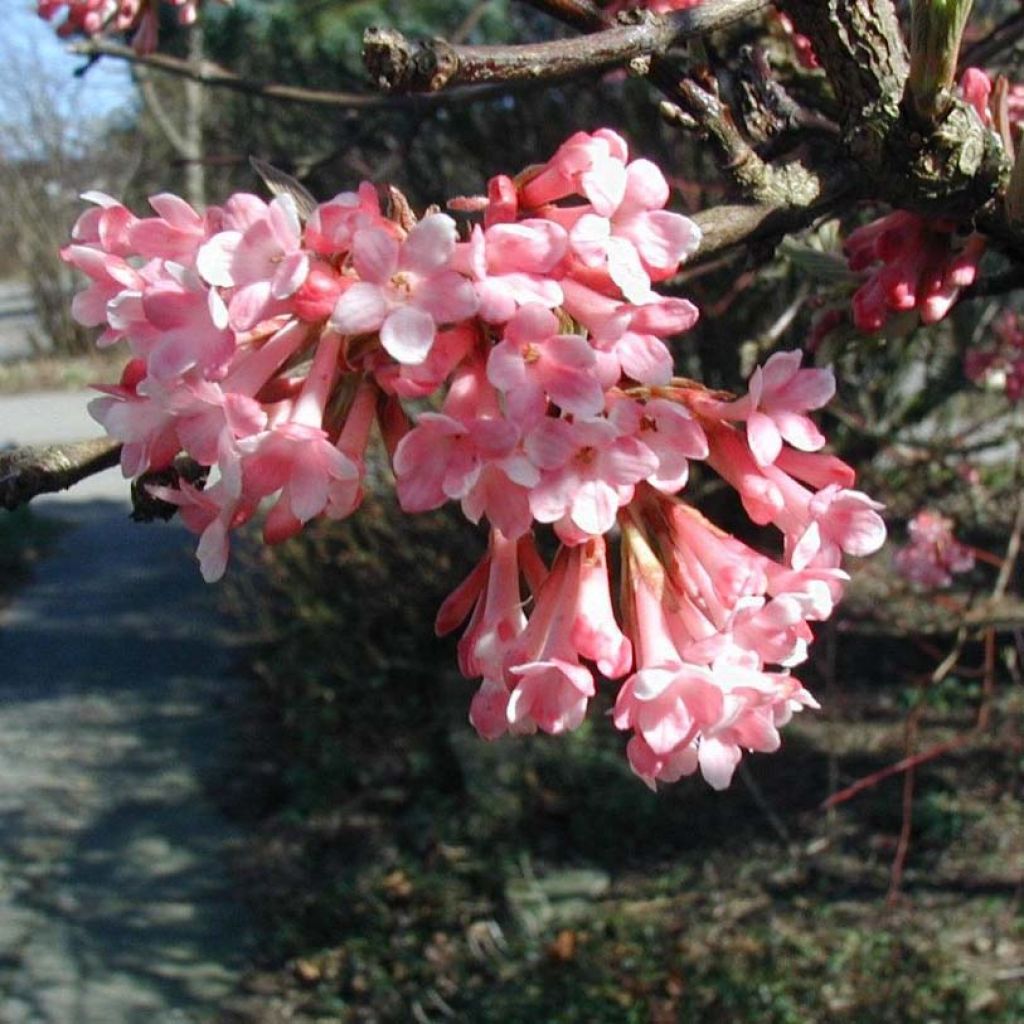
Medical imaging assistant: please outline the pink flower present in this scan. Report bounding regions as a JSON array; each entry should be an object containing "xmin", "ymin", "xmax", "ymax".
[
  {"xmin": 609, "ymin": 397, "xmax": 708, "ymax": 493},
  {"xmin": 197, "ymin": 195, "xmax": 310, "ymax": 331},
  {"xmin": 331, "ymin": 214, "xmax": 478, "ymax": 365},
  {"xmin": 487, "ymin": 305, "xmax": 606, "ymax": 424},
  {"xmin": 894, "ymin": 510, "xmax": 975, "ymax": 588},
  {"xmin": 394, "ymin": 412, "xmax": 519, "ymax": 511},
  {"xmin": 526, "ymin": 416, "xmax": 658, "ymax": 535},
  {"xmin": 704, "ymin": 420, "xmax": 886, "ymax": 567},
  {"xmin": 520, "ymin": 129, "xmax": 630, "ymax": 216},
  {"xmin": 236, "ymin": 333, "xmax": 362, "ymax": 542},
  {"xmin": 136, "ymin": 269, "xmax": 236, "ymax": 380},
  {"xmin": 571, "ymin": 536, "xmax": 633, "ymax": 678},
  {"xmin": 394, "ymin": 357, "xmax": 538, "ymax": 534},
  {"xmin": 702, "ymin": 351, "xmax": 835, "ymax": 466},
  {"xmin": 70, "ymin": 191, "xmax": 139, "ymax": 257},
  {"xmin": 436, "ymin": 530, "xmax": 540, "ymax": 738},
  {"xmin": 61, "ymin": 243, "xmax": 144, "ymax": 344},
  {"xmin": 505, "ymin": 549, "xmax": 597, "ymax": 734},
  {"xmin": 566, "ymin": 158, "xmax": 701, "ymax": 302},
  {"xmin": 305, "ymin": 184, "xmax": 384, "ymax": 257},
  {"xmin": 148, "ymin": 478, "xmax": 255, "ymax": 582},
  {"xmin": 452, "ymin": 221, "xmax": 566, "ymax": 323},
  {"xmin": 60, "ymin": 132, "xmax": 891, "ymax": 793},
  {"xmin": 130, "ymin": 193, "xmax": 215, "ymax": 264}
]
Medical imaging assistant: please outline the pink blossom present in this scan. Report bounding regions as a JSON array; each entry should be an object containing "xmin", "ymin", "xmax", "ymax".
[
  {"xmin": 136, "ymin": 269, "xmax": 236, "ymax": 380},
  {"xmin": 436, "ymin": 531, "xmax": 537, "ymax": 738},
  {"xmin": 331, "ymin": 214, "xmax": 478, "ymax": 364},
  {"xmin": 70, "ymin": 191, "xmax": 139, "ymax": 257},
  {"xmin": 894, "ymin": 510, "xmax": 975, "ymax": 588},
  {"xmin": 305, "ymin": 184, "xmax": 385, "ymax": 257},
  {"xmin": 197, "ymin": 194, "xmax": 309, "ymax": 331},
  {"xmin": 487, "ymin": 305, "xmax": 605, "ymax": 424},
  {"xmin": 565, "ymin": 158, "xmax": 701, "ymax": 302},
  {"xmin": 520, "ymin": 129, "xmax": 630, "ymax": 216},
  {"xmin": 609, "ymin": 397, "xmax": 708, "ymax": 493},
  {"xmin": 61, "ymin": 243, "xmax": 144, "ymax": 344},
  {"xmin": 505, "ymin": 549, "xmax": 596, "ymax": 735},
  {"xmin": 130, "ymin": 193, "xmax": 215, "ymax": 264},
  {"xmin": 571, "ymin": 536, "xmax": 633, "ymax": 678},
  {"xmin": 526, "ymin": 416, "xmax": 658, "ymax": 535},
  {"xmin": 452, "ymin": 221, "xmax": 566, "ymax": 323},
  {"xmin": 148, "ymin": 478, "xmax": 255, "ymax": 582},
  {"xmin": 60, "ymin": 133, "xmax": 889, "ymax": 793},
  {"xmin": 702, "ymin": 350, "xmax": 835, "ymax": 466},
  {"xmin": 236, "ymin": 333, "xmax": 362, "ymax": 542}
]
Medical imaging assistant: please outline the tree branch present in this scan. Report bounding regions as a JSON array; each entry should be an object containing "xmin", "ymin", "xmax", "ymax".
[
  {"xmin": 0, "ymin": 439, "xmax": 121, "ymax": 511},
  {"xmin": 778, "ymin": 0, "xmax": 908, "ymax": 121},
  {"xmin": 69, "ymin": 39, "xmax": 512, "ymax": 110},
  {"xmin": 363, "ymin": 0, "xmax": 771, "ymax": 93},
  {"xmin": 687, "ymin": 172, "xmax": 852, "ymax": 267},
  {"xmin": 137, "ymin": 71, "xmax": 190, "ymax": 155}
]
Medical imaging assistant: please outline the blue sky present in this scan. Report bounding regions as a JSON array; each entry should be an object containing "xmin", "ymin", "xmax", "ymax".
[{"xmin": 1, "ymin": 0, "xmax": 133, "ymax": 123}]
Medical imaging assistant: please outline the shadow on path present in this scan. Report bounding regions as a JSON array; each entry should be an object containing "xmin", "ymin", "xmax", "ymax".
[{"xmin": 0, "ymin": 498, "xmax": 253, "ymax": 1023}]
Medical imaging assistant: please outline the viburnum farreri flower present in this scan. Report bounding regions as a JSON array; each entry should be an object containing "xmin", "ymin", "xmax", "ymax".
[{"xmin": 64, "ymin": 128, "xmax": 885, "ymax": 790}]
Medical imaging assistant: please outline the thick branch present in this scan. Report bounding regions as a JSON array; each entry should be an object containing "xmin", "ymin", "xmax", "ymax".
[
  {"xmin": 69, "ymin": 39, "xmax": 506, "ymax": 110},
  {"xmin": 778, "ymin": 0, "xmax": 908, "ymax": 121},
  {"xmin": 0, "ymin": 439, "xmax": 121, "ymax": 511},
  {"xmin": 363, "ymin": 0, "xmax": 771, "ymax": 93}
]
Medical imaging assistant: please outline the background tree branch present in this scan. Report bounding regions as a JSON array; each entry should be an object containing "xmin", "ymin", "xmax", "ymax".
[
  {"xmin": 0, "ymin": 439, "xmax": 121, "ymax": 511},
  {"xmin": 69, "ymin": 38, "xmax": 508, "ymax": 110}
]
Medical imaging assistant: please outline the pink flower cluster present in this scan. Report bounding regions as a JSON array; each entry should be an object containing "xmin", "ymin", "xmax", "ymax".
[
  {"xmin": 844, "ymin": 212, "xmax": 985, "ymax": 332},
  {"xmin": 38, "ymin": 0, "xmax": 202, "ymax": 53},
  {"xmin": 65, "ymin": 129, "xmax": 885, "ymax": 789},
  {"xmin": 894, "ymin": 510, "xmax": 974, "ymax": 589},
  {"xmin": 965, "ymin": 309, "xmax": 1024, "ymax": 400}
]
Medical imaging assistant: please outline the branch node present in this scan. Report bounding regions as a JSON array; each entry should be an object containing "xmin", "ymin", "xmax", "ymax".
[{"xmin": 363, "ymin": 26, "xmax": 458, "ymax": 93}]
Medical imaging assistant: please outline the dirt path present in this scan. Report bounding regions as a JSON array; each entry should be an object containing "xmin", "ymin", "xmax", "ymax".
[{"xmin": 0, "ymin": 392, "xmax": 252, "ymax": 1022}]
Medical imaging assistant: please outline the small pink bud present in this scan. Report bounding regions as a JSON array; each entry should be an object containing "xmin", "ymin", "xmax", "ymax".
[{"xmin": 292, "ymin": 264, "xmax": 345, "ymax": 322}]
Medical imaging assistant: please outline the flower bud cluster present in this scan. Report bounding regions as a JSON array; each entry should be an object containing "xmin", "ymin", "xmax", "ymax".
[
  {"xmin": 65, "ymin": 129, "xmax": 885, "ymax": 789},
  {"xmin": 844, "ymin": 212, "xmax": 985, "ymax": 332},
  {"xmin": 38, "ymin": 0, "xmax": 203, "ymax": 53},
  {"xmin": 894, "ymin": 510, "xmax": 974, "ymax": 588}
]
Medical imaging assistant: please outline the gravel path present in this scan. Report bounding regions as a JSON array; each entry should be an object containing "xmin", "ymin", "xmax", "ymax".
[{"xmin": 0, "ymin": 391, "xmax": 252, "ymax": 1022}]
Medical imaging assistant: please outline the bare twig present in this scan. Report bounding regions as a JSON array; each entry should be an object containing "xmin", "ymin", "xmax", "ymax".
[
  {"xmin": 363, "ymin": 0, "xmax": 771, "ymax": 93},
  {"xmin": 0, "ymin": 439, "xmax": 121, "ymax": 510},
  {"xmin": 993, "ymin": 491, "xmax": 1024, "ymax": 601},
  {"xmin": 738, "ymin": 761, "xmax": 792, "ymax": 844},
  {"xmin": 69, "ymin": 38, "xmax": 510, "ymax": 110},
  {"xmin": 452, "ymin": 1, "xmax": 495, "ymax": 45}
]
